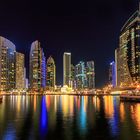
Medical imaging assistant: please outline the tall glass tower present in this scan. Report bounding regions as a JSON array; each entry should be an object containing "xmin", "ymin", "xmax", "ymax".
[
  {"xmin": 15, "ymin": 52, "xmax": 25, "ymax": 90},
  {"xmin": 29, "ymin": 40, "xmax": 46, "ymax": 91},
  {"xmin": 46, "ymin": 56, "xmax": 56, "ymax": 90},
  {"xmin": 86, "ymin": 61, "xmax": 95, "ymax": 89},
  {"xmin": 75, "ymin": 61, "xmax": 87, "ymax": 89},
  {"xmin": 63, "ymin": 52, "xmax": 71, "ymax": 86},
  {"xmin": 0, "ymin": 36, "xmax": 16, "ymax": 91},
  {"xmin": 109, "ymin": 61, "xmax": 116, "ymax": 87},
  {"xmin": 116, "ymin": 5, "xmax": 140, "ymax": 87}
]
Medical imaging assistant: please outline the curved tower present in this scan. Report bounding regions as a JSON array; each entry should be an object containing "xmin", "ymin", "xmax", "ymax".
[
  {"xmin": 0, "ymin": 36, "xmax": 16, "ymax": 91},
  {"xmin": 116, "ymin": 6, "xmax": 140, "ymax": 86}
]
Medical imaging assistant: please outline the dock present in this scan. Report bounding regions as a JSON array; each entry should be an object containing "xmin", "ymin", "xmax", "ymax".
[{"xmin": 120, "ymin": 95, "xmax": 140, "ymax": 102}]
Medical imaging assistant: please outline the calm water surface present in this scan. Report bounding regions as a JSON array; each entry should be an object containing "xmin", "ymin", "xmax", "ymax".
[{"xmin": 0, "ymin": 95, "xmax": 140, "ymax": 140}]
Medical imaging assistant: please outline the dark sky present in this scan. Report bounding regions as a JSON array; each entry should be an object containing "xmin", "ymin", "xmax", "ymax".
[{"xmin": 0, "ymin": 0, "xmax": 139, "ymax": 87}]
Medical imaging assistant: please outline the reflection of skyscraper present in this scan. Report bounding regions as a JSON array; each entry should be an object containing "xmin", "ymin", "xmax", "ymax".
[
  {"xmin": 109, "ymin": 61, "xmax": 116, "ymax": 87},
  {"xmin": 29, "ymin": 40, "xmax": 46, "ymax": 91},
  {"xmin": 40, "ymin": 96, "xmax": 48, "ymax": 137},
  {"xmin": 86, "ymin": 61, "xmax": 95, "ymax": 89},
  {"xmin": 75, "ymin": 61, "xmax": 87, "ymax": 89},
  {"xmin": 15, "ymin": 52, "xmax": 25, "ymax": 90},
  {"xmin": 63, "ymin": 52, "xmax": 71, "ymax": 86},
  {"xmin": 46, "ymin": 56, "xmax": 56, "ymax": 90},
  {"xmin": 116, "ymin": 5, "xmax": 140, "ymax": 86},
  {"xmin": 0, "ymin": 36, "xmax": 16, "ymax": 91}
]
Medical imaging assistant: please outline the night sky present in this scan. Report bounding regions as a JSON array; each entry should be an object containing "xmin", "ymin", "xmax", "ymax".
[{"xmin": 0, "ymin": 0, "xmax": 139, "ymax": 87}]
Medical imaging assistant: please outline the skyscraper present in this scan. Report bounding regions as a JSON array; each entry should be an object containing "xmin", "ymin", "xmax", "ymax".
[
  {"xmin": 86, "ymin": 61, "xmax": 95, "ymax": 89},
  {"xmin": 116, "ymin": 5, "xmax": 140, "ymax": 87},
  {"xmin": 71, "ymin": 64, "xmax": 76, "ymax": 89},
  {"xmin": 41, "ymin": 51, "xmax": 46, "ymax": 88},
  {"xmin": 0, "ymin": 36, "xmax": 16, "ymax": 91},
  {"xmin": 75, "ymin": 61, "xmax": 87, "ymax": 89},
  {"xmin": 15, "ymin": 52, "xmax": 25, "ymax": 90},
  {"xmin": 109, "ymin": 61, "xmax": 116, "ymax": 87},
  {"xmin": 29, "ymin": 40, "xmax": 46, "ymax": 91},
  {"xmin": 63, "ymin": 52, "xmax": 71, "ymax": 86},
  {"xmin": 46, "ymin": 56, "xmax": 56, "ymax": 90}
]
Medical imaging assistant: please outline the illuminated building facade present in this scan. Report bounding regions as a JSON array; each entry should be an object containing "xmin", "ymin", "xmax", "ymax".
[
  {"xmin": 46, "ymin": 56, "xmax": 56, "ymax": 90},
  {"xmin": 0, "ymin": 36, "xmax": 16, "ymax": 91},
  {"xmin": 116, "ymin": 7, "xmax": 140, "ymax": 86},
  {"xmin": 41, "ymin": 51, "xmax": 46, "ymax": 88},
  {"xmin": 109, "ymin": 61, "xmax": 116, "ymax": 87},
  {"xmin": 75, "ymin": 61, "xmax": 87, "ymax": 89},
  {"xmin": 63, "ymin": 52, "xmax": 71, "ymax": 86},
  {"xmin": 15, "ymin": 52, "xmax": 25, "ymax": 90},
  {"xmin": 29, "ymin": 40, "xmax": 46, "ymax": 91},
  {"xmin": 71, "ymin": 64, "xmax": 76, "ymax": 89},
  {"xmin": 24, "ymin": 68, "xmax": 27, "ymax": 89},
  {"xmin": 86, "ymin": 61, "xmax": 95, "ymax": 89}
]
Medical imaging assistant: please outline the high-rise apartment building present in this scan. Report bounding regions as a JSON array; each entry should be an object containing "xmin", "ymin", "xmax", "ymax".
[
  {"xmin": 86, "ymin": 61, "xmax": 95, "ymax": 89},
  {"xmin": 116, "ymin": 5, "xmax": 140, "ymax": 87},
  {"xmin": 41, "ymin": 51, "xmax": 46, "ymax": 88},
  {"xmin": 63, "ymin": 52, "xmax": 71, "ymax": 86},
  {"xmin": 0, "ymin": 36, "xmax": 16, "ymax": 91},
  {"xmin": 75, "ymin": 61, "xmax": 87, "ymax": 89},
  {"xmin": 15, "ymin": 52, "xmax": 25, "ymax": 90},
  {"xmin": 29, "ymin": 40, "xmax": 46, "ymax": 91},
  {"xmin": 109, "ymin": 61, "xmax": 116, "ymax": 87},
  {"xmin": 46, "ymin": 56, "xmax": 56, "ymax": 90},
  {"xmin": 71, "ymin": 64, "xmax": 75, "ymax": 89}
]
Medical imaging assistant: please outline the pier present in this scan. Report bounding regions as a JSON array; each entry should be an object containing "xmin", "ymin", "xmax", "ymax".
[{"xmin": 120, "ymin": 94, "xmax": 140, "ymax": 102}]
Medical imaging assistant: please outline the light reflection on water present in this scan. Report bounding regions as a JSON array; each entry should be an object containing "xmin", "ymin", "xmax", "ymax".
[{"xmin": 0, "ymin": 95, "xmax": 140, "ymax": 140}]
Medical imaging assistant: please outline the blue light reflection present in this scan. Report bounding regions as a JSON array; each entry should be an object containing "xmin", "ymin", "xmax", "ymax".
[{"xmin": 40, "ymin": 96, "xmax": 48, "ymax": 136}]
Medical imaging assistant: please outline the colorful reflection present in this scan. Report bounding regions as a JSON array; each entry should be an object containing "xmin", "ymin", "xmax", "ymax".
[
  {"xmin": 40, "ymin": 96, "xmax": 48, "ymax": 136},
  {"xmin": 104, "ymin": 96, "xmax": 114, "ymax": 118},
  {"xmin": 120, "ymin": 102, "xmax": 125, "ymax": 122},
  {"xmin": 131, "ymin": 104, "xmax": 140, "ymax": 132},
  {"xmin": 109, "ymin": 97, "xmax": 119, "ymax": 137},
  {"xmin": 79, "ymin": 96, "xmax": 87, "ymax": 134},
  {"xmin": 2, "ymin": 123, "xmax": 16, "ymax": 140},
  {"xmin": 0, "ymin": 95, "xmax": 140, "ymax": 139},
  {"xmin": 33, "ymin": 96, "xmax": 37, "ymax": 112}
]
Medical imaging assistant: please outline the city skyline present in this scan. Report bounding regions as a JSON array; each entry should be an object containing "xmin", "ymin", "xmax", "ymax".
[
  {"xmin": 0, "ymin": 36, "xmax": 95, "ymax": 91},
  {"xmin": 1, "ymin": 1, "xmax": 140, "ymax": 140},
  {"xmin": 0, "ymin": 0, "xmax": 139, "ymax": 87}
]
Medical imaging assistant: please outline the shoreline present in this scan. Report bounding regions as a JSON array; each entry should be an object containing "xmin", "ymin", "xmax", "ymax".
[{"xmin": 0, "ymin": 93, "xmax": 120, "ymax": 96}]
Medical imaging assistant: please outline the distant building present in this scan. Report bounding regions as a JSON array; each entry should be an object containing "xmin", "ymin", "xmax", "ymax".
[
  {"xmin": 86, "ymin": 61, "xmax": 95, "ymax": 89},
  {"xmin": 115, "ymin": 49, "xmax": 120, "ymax": 87},
  {"xmin": 24, "ymin": 68, "xmax": 26, "ymax": 89},
  {"xmin": 0, "ymin": 36, "xmax": 16, "ymax": 91},
  {"xmin": 75, "ymin": 61, "xmax": 87, "ymax": 89},
  {"xmin": 109, "ymin": 61, "xmax": 116, "ymax": 87},
  {"xmin": 63, "ymin": 52, "xmax": 71, "ymax": 87},
  {"xmin": 46, "ymin": 56, "xmax": 56, "ymax": 90},
  {"xmin": 116, "ymin": 5, "xmax": 140, "ymax": 87},
  {"xmin": 15, "ymin": 52, "xmax": 25, "ymax": 90},
  {"xmin": 29, "ymin": 40, "xmax": 46, "ymax": 91},
  {"xmin": 71, "ymin": 64, "xmax": 76, "ymax": 89}
]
